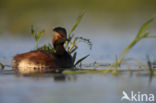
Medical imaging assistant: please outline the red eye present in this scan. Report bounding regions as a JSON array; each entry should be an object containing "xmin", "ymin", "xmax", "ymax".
[{"xmin": 58, "ymin": 34, "xmax": 62, "ymax": 38}]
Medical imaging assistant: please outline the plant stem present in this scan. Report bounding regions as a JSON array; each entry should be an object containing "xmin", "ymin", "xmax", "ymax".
[
  {"xmin": 0, "ymin": 62, "xmax": 4, "ymax": 69},
  {"xmin": 118, "ymin": 39, "xmax": 137, "ymax": 65}
]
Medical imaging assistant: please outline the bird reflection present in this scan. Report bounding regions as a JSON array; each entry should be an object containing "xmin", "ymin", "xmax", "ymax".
[{"xmin": 15, "ymin": 71, "xmax": 77, "ymax": 82}]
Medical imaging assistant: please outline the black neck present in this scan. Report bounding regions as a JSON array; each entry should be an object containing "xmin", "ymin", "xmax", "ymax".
[
  {"xmin": 54, "ymin": 44, "xmax": 67, "ymax": 55},
  {"xmin": 53, "ymin": 38, "xmax": 67, "ymax": 55}
]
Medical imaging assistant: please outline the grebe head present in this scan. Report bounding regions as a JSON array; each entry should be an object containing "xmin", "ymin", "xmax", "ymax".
[{"xmin": 52, "ymin": 27, "xmax": 67, "ymax": 45}]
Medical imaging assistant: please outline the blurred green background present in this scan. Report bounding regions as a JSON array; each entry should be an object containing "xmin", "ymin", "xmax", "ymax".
[{"xmin": 0, "ymin": 0, "xmax": 156, "ymax": 35}]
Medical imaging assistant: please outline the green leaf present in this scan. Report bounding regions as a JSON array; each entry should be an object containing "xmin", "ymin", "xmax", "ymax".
[
  {"xmin": 68, "ymin": 10, "xmax": 85, "ymax": 38},
  {"xmin": 31, "ymin": 25, "xmax": 35, "ymax": 34},
  {"xmin": 72, "ymin": 52, "xmax": 77, "ymax": 63},
  {"xmin": 140, "ymin": 32, "xmax": 149, "ymax": 39},
  {"xmin": 74, "ymin": 54, "xmax": 89, "ymax": 66},
  {"xmin": 70, "ymin": 47, "xmax": 78, "ymax": 54},
  {"xmin": 136, "ymin": 17, "xmax": 154, "ymax": 38},
  {"xmin": 147, "ymin": 35, "xmax": 156, "ymax": 38},
  {"xmin": 114, "ymin": 15, "xmax": 156, "ymax": 66},
  {"xmin": 65, "ymin": 10, "xmax": 85, "ymax": 48},
  {"xmin": 0, "ymin": 62, "xmax": 4, "ymax": 70},
  {"xmin": 146, "ymin": 55, "xmax": 153, "ymax": 76},
  {"xmin": 68, "ymin": 37, "xmax": 78, "ymax": 52},
  {"xmin": 78, "ymin": 37, "xmax": 92, "ymax": 50},
  {"xmin": 38, "ymin": 30, "xmax": 45, "ymax": 39},
  {"xmin": 31, "ymin": 25, "xmax": 36, "ymax": 38}
]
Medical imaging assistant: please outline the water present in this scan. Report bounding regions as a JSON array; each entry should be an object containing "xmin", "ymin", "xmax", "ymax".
[
  {"xmin": 0, "ymin": 6, "xmax": 156, "ymax": 102},
  {"xmin": 0, "ymin": 72, "xmax": 155, "ymax": 103},
  {"xmin": 0, "ymin": 34, "xmax": 156, "ymax": 103},
  {"xmin": 0, "ymin": 31, "xmax": 156, "ymax": 64}
]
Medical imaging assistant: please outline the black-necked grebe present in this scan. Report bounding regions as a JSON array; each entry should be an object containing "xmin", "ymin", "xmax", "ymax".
[{"xmin": 12, "ymin": 27, "xmax": 73, "ymax": 74}]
